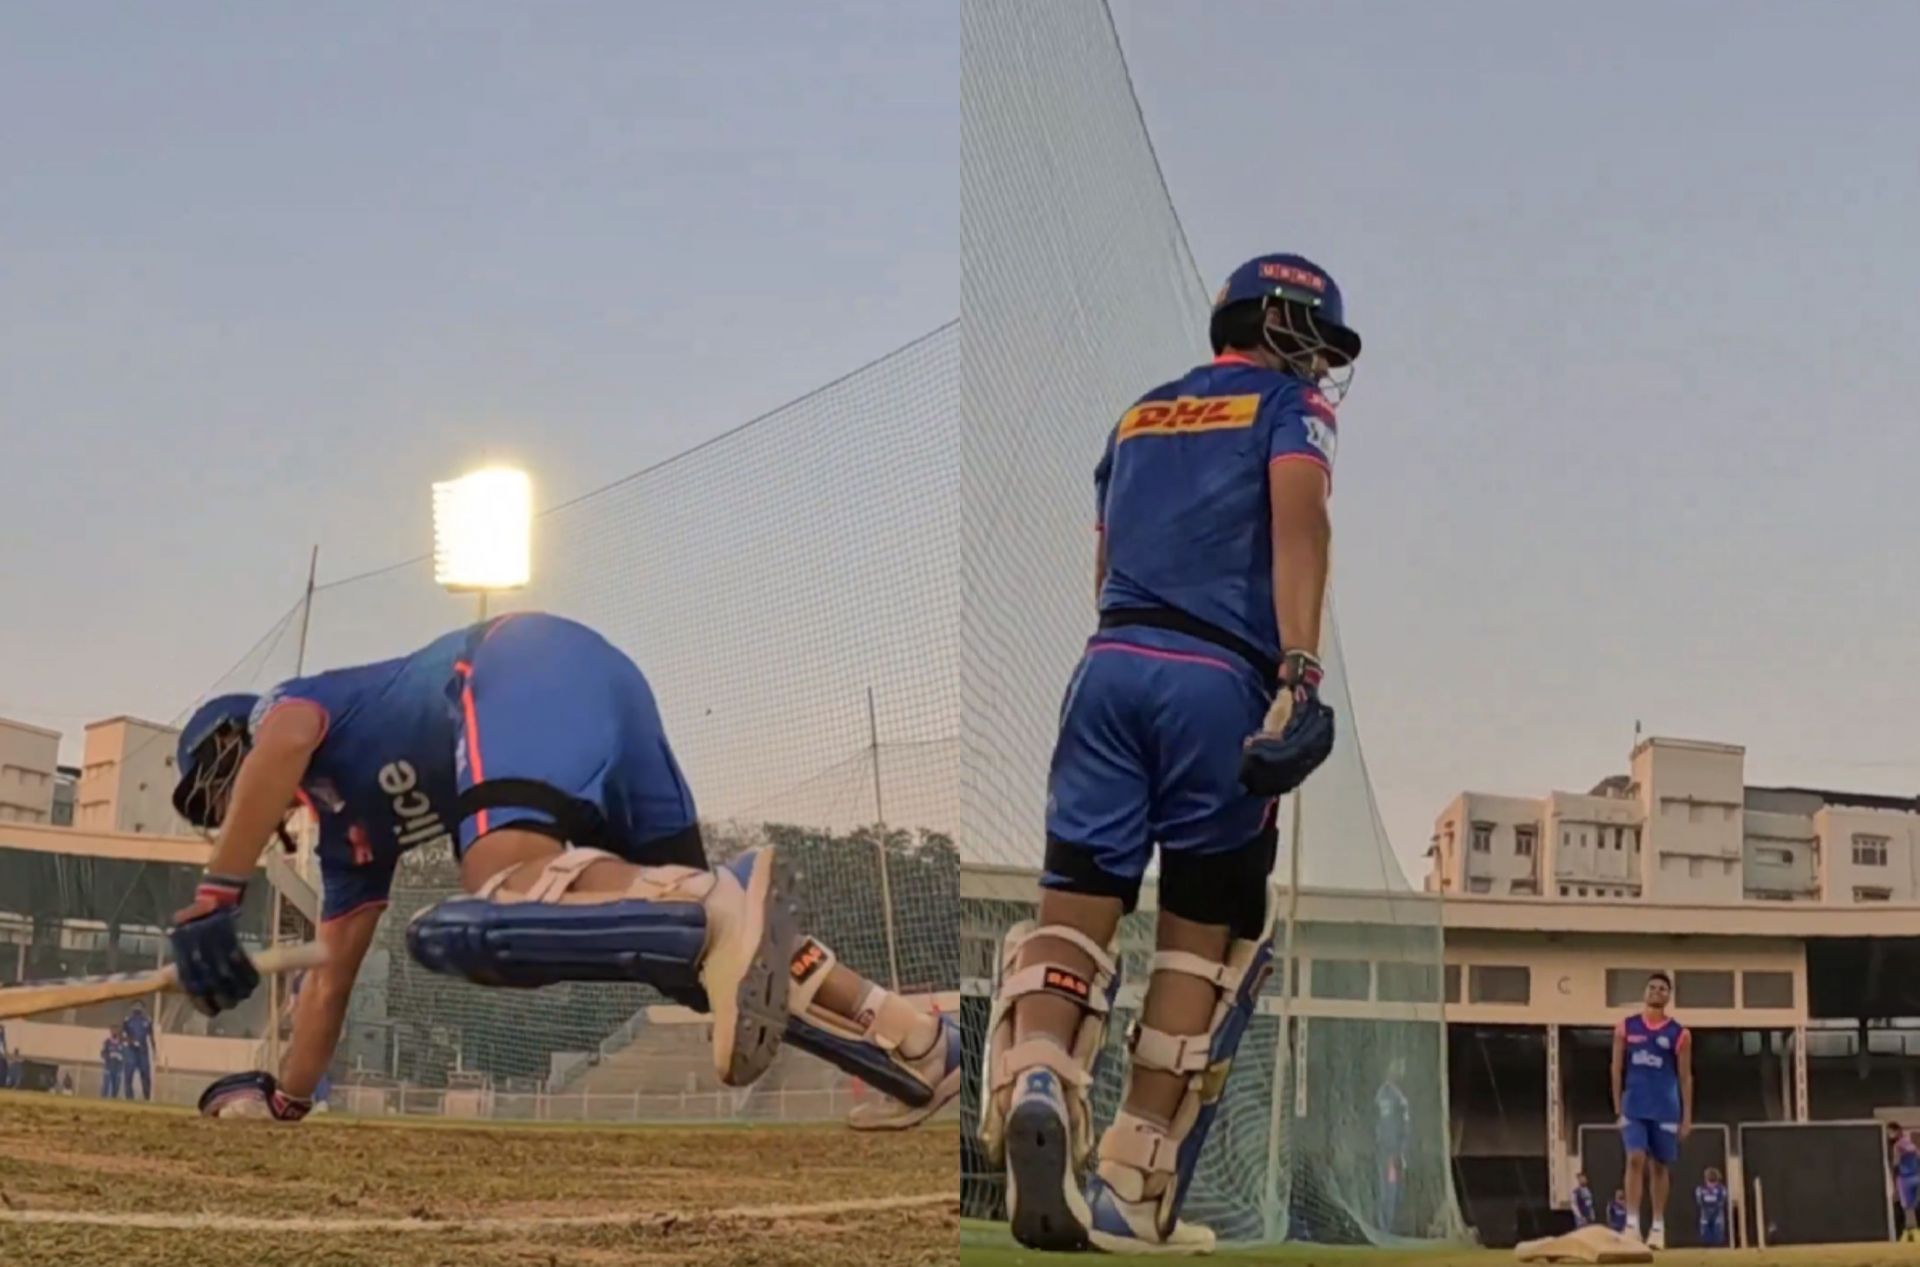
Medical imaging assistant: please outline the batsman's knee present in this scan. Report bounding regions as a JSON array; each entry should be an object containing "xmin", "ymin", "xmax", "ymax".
[{"xmin": 1156, "ymin": 828, "xmax": 1276, "ymax": 940}]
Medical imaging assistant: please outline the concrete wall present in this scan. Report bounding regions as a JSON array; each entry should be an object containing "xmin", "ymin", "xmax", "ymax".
[
  {"xmin": 1444, "ymin": 928, "xmax": 1805, "ymax": 1029},
  {"xmin": 1437, "ymin": 792, "xmax": 1548, "ymax": 896},
  {"xmin": 1743, "ymin": 809, "xmax": 1820, "ymax": 899},
  {"xmin": 0, "ymin": 719, "xmax": 60, "ymax": 824},
  {"xmin": 1817, "ymin": 804, "xmax": 1920, "ymax": 903},
  {"xmin": 78, "ymin": 717, "xmax": 189, "ymax": 836},
  {"xmin": 1547, "ymin": 791, "xmax": 1643, "ymax": 898},
  {"xmin": 1634, "ymin": 737, "xmax": 1746, "ymax": 904}
]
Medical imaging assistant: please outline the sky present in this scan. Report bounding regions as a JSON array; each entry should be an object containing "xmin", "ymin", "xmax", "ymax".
[
  {"xmin": 1112, "ymin": 0, "xmax": 1920, "ymax": 869},
  {"xmin": 0, "ymin": 1, "xmax": 954, "ymax": 760}
]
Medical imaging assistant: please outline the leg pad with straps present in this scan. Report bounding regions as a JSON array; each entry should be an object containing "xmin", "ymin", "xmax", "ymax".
[
  {"xmin": 978, "ymin": 920, "xmax": 1121, "ymax": 1167},
  {"xmin": 780, "ymin": 936, "xmax": 955, "ymax": 1111},
  {"xmin": 405, "ymin": 848, "xmax": 713, "ymax": 1005},
  {"xmin": 1087, "ymin": 929, "xmax": 1275, "ymax": 1249}
]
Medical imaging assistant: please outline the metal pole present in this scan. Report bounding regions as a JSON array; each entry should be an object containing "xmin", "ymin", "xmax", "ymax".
[
  {"xmin": 294, "ymin": 546, "xmax": 319, "ymax": 675},
  {"xmin": 477, "ymin": 591, "xmax": 489, "ymax": 622},
  {"xmin": 869, "ymin": 688, "xmax": 901, "ymax": 992},
  {"xmin": 1264, "ymin": 788, "xmax": 1305, "ymax": 1238}
]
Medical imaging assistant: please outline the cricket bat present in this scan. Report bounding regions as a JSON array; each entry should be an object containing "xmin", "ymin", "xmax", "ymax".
[{"xmin": 0, "ymin": 942, "xmax": 329, "ymax": 1021}]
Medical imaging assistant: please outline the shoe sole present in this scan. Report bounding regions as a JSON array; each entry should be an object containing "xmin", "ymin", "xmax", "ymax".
[
  {"xmin": 1007, "ymin": 1095, "xmax": 1090, "ymax": 1251},
  {"xmin": 848, "ymin": 1063, "xmax": 961, "ymax": 1132},
  {"xmin": 707, "ymin": 849, "xmax": 797, "ymax": 1087}
]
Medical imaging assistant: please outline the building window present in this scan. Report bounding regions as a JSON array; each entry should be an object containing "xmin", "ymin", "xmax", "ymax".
[
  {"xmin": 1468, "ymin": 965, "xmax": 1530, "ymax": 1005},
  {"xmin": 1755, "ymin": 847, "xmax": 1794, "ymax": 866},
  {"xmin": 1559, "ymin": 884, "xmax": 1570, "ymax": 897},
  {"xmin": 1606, "ymin": 968, "xmax": 1664, "ymax": 1008},
  {"xmin": 1515, "ymin": 826, "xmax": 1536, "ymax": 858},
  {"xmin": 1471, "ymin": 823, "xmax": 1493, "ymax": 854},
  {"xmin": 1511, "ymin": 879, "xmax": 1538, "ymax": 896},
  {"xmin": 1743, "ymin": 971, "xmax": 1794, "ymax": 1009},
  {"xmin": 1852, "ymin": 834, "xmax": 1889, "ymax": 867},
  {"xmin": 1467, "ymin": 877, "xmax": 1492, "ymax": 894},
  {"xmin": 1444, "ymin": 964, "xmax": 1461, "ymax": 1004},
  {"xmin": 1378, "ymin": 961, "xmax": 1440, "ymax": 1004},
  {"xmin": 1675, "ymin": 970, "xmax": 1734, "ymax": 1008},
  {"xmin": 1311, "ymin": 959, "xmax": 1372, "ymax": 1001},
  {"xmin": 1854, "ymin": 887, "xmax": 1892, "ymax": 902},
  {"xmin": 1577, "ymin": 886, "xmax": 1589, "ymax": 897},
  {"xmin": 1613, "ymin": 828, "xmax": 1624, "ymax": 850}
]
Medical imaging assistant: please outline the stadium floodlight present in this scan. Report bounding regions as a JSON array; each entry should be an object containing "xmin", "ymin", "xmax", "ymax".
[{"xmin": 433, "ymin": 466, "xmax": 532, "ymax": 615}]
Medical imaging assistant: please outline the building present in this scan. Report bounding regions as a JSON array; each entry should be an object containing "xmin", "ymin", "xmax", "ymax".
[
  {"xmin": 1427, "ymin": 735, "xmax": 1920, "ymax": 906},
  {"xmin": 75, "ymin": 716, "xmax": 190, "ymax": 836},
  {"xmin": 0, "ymin": 718, "xmax": 61, "ymax": 824}
]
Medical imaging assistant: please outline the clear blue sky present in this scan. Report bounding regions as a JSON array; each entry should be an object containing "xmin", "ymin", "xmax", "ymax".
[
  {"xmin": 1113, "ymin": 0, "xmax": 1920, "ymax": 865},
  {"xmin": 0, "ymin": 1, "xmax": 954, "ymax": 758}
]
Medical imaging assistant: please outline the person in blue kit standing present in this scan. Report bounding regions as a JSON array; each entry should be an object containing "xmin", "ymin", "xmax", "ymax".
[
  {"xmin": 979, "ymin": 253, "xmax": 1357, "ymax": 1253},
  {"xmin": 120, "ymin": 1002, "xmax": 154, "ymax": 1100},
  {"xmin": 167, "ymin": 611, "xmax": 957, "ymax": 1129},
  {"xmin": 100, "ymin": 1028, "xmax": 123, "ymax": 1099},
  {"xmin": 1695, "ymin": 1165, "xmax": 1729, "ymax": 1247},
  {"xmin": 1610, "ymin": 970, "xmax": 1693, "ymax": 1248}
]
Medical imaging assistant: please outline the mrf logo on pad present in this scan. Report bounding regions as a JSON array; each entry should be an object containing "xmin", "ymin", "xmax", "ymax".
[{"xmin": 1117, "ymin": 393, "xmax": 1259, "ymax": 442}]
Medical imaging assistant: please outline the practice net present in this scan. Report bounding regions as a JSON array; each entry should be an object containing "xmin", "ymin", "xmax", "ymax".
[
  {"xmin": 0, "ymin": 327, "xmax": 961, "ymax": 1121},
  {"xmin": 958, "ymin": 0, "xmax": 1464, "ymax": 1245}
]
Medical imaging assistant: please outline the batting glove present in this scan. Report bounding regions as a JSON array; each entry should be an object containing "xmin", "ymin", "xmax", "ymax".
[
  {"xmin": 168, "ymin": 875, "xmax": 261, "ymax": 1017},
  {"xmin": 1238, "ymin": 651, "xmax": 1336, "ymax": 797}
]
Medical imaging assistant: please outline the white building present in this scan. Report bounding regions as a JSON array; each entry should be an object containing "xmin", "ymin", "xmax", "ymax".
[
  {"xmin": 0, "ymin": 718, "xmax": 61, "ymax": 824},
  {"xmin": 1427, "ymin": 736, "xmax": 1920, "ymax": 905},
  {"xmin": 75, "ymin": 716, "xmax": 190, "ymax": 836}
]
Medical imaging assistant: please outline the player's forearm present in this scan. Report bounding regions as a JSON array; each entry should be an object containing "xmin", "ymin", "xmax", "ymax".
[{"xmin": 1270, "ymin": 499, "xmax": 1330, "ymax": 658}]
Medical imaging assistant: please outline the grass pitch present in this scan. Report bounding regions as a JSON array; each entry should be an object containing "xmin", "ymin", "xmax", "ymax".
[
  {"xmin": 0, "ymin": 1092, "xmax": 955, "ymax": 1266},
  {"xmin": 961, "ymin": 1218, "xmax": 1920, "ymax": 1266}
]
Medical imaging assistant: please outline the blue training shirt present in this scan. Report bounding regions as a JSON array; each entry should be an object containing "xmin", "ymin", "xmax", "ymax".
[
  {"xmin": 1095, "ymin": 354, "xmax": 1337, "ymax": 665},
  {"xmin": 1896, "ymin": 1133, "xmax": 1920, "ymax": 1179},
  {"xmin": 251, "ymin": 625, "xmax": 475, "ymax": 880},
  {"xmin": 1621, "ymin": 1012, "xmax": 1686, "ymax": 1122},
  {"xmin": 1571, "ymin": 1185, "xmax": 1596, "ymax": 1226},
  {"xmin": 1696, "ymin": 1183, "xmax": 1727, "ymax": 1221}
]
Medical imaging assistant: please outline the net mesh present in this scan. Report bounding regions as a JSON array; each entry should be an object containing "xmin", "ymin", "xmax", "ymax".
[
  {"xmin": 0, "ymin": 328, "xmax": 961, "ymax": 1117},
  {"xmin": 957, "ymin": 0, "xmax": 1463, "ymax": 1245}
]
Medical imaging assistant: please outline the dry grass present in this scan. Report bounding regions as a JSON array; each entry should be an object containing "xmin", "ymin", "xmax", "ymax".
[{"xmin": 0, "ymin": 1092, "xmax": 957, "ymax": 1266}]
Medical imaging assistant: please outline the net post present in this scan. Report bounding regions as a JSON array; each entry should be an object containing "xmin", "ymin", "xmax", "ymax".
[{"xmin": 869, "ymin": 687, "xmax": 902, "ymax": 992}]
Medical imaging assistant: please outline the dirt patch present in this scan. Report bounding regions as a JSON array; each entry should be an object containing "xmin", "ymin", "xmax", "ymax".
[{"xmin": 0, "ymin": 1094, "xmax": 957, "ymax": 1266}]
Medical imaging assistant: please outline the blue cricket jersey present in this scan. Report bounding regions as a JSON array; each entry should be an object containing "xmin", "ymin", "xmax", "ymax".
[
  {"xmin": 1696, "ymin": 1182, "xmax": 1727, "ymax": 1222},
  {"xmin": 251, "ymin": 625, "xmax": 476, "ymax": 878},
  {"xmin": 1571, "ymin": 1185, "xmax": 1596, "ymax": 1226},
  {"xmin": 1621, "ymin": 1013, "xmax": 1685, "ymax": 1122},
  {"xmin": 1896, "ymin": 1133, "xmax": 1920, "ymax": 1179},
  {"xmin": 123, "ymin": 1008, "xmax": 152, "ymax": 1053},
  {"xmin": 1095, "ymin": 354, "xmax": 1337, "ymax": 668}
]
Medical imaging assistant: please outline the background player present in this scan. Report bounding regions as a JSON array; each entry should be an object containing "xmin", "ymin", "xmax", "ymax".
[
  {"xmin": 1889, "ymin": 1120, "xmax": 1919, "ymax": 1238},
  {"xmin": 979, "ymin": 253, "xmax": 1357, "ymax": 1253},
  {"xmin": 1611, "ymin": 969, "xmax": 1692, "ymax": 1248},
  {"xmin": 1375, "ymin": 1059, "xmax": 1411, "ymax": 1234},
  {"xmin": 169, "ymin": 611, "xmax": 956, "ymax": 1129},
  {"xmin": 1695, "ymin": 1165, "xmax": 1729, "ymax": 1247},
  {"xmin": 1607, "ymin": 1188, "xmax": 1629, "ymax": 1234},
  {"xmin": 120, "ymin": 1002, "xmax": 154, "ymax": 1100},
  {"xmin": 1570, "ymin": 1171, "xmax": 1596, "ymax": 1228}
]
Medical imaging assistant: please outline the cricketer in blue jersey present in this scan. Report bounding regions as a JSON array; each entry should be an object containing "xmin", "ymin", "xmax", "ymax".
[
  {"xmin": 100, "ymin": 1031, "xmax": 122, "ymax": 1098},
  {"xmin": 1695, "ymin": 1166, "xmax": 1729, "ymax": 1247},
  {"xmin": 1607, "ymin": 1191, "xmax": 1629, "ymax": 1234},
  {"xmin": 167, "ymin": 612, "xmax": 956, "ymax": 1129},
  {"xmin": 1889, "ymin": 1121, "xmax": 1920, "ymax": 1236},
  {"xmin": 982, "ymin": 253, "xmax": 1360, "ymax": 1254},
  {"xmin": 1571, "ymin": 1172, "xmax": 1596, "ymax": 1227},
  {"xmin": 1375, "ymin": 1064, "xmax": 1412, "ymax": 1233},
  {"xmin": 121, "ymin": 1003, "xmax": 154, "ymax": 1100},
  {"xmin": 1611, "ymin": 970, "xmax": 1692, "ymax": 1248}
]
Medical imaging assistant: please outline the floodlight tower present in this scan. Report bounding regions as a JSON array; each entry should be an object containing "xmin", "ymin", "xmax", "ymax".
[{"xmin": 432, "ymin": 466, "xmax": 533, "ymax": 619}]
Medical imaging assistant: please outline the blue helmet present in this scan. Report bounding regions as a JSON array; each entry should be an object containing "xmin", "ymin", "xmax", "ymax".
[
  {"xmin": 171, "ymin": 693, "xmax": 259, "ymax": 828},
  {"xmin": 1211, "ymin": 253, "xmax": 1361, "ymax": 366}
]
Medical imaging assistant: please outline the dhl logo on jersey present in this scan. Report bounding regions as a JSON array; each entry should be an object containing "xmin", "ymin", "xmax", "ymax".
[{"xmin": 1116, "ymin": 393, "xmax": 1259, "ymax": 442}]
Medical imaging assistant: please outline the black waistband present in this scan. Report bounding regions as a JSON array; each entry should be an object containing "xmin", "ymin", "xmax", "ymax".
[{"xmin": 1097, "ymin": 607, "xmax": 1279, "ymax": 688}]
